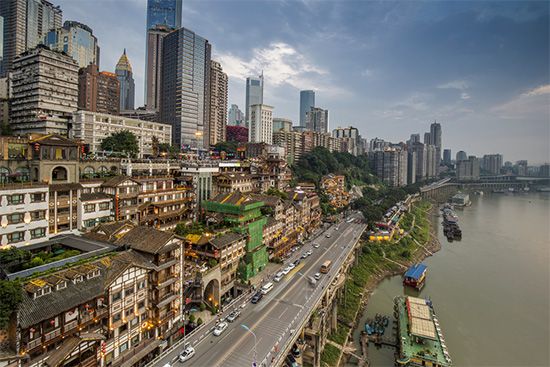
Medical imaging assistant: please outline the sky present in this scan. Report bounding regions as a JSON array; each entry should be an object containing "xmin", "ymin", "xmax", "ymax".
[{"xmin": 56, "ymin": 0, "xmax": 549, "ymax": 164}]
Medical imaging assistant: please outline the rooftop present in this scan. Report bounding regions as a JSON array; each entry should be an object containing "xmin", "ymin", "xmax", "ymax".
[{"xmin": 404, "ymin": 263, "xmax": 427, "ymax": 281}]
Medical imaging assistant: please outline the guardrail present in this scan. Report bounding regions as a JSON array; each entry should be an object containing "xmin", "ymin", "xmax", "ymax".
[
  {"xmin": 266, "ymin": 224, "xmax": 367, "ymax": 367},
  {"xmin": 143, "ymin": 290, "xmax": 253, "ymax": 367}
]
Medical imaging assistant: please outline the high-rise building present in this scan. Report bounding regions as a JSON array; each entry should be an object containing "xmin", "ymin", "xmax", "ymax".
[
  {"xmin": 409, "ymin": 133, "xmax": 420, "ymax": 144},
  {"xmin": 146, "ymin": 0, "xmax": 182, "ymax": 30},
  {"xmin": 44, "ymin": 21, "xmax": 99, "ymax": 68},
  {"xmin": 10, "ymin": 45, "xmax": 78, "ymax": 135},
  {"xmin": 481, "ymin": 154, "xmax": 503, "ymax": 175},
  {"xmin": 78, "ymin": 64, "xmax": 119, "ymax": 115},
  {"xmin": 160, "ymin": 27, "xmax": 211, "ymax": 149},
  {"xmin": 273, "ymin": 117, "xmax": 292, "ymax": 132},
  {"xmin": 305, "ymin": 107, "xmax": 328, "ymax": 133},
  {"xmin": 245, "ymin": 74, "xmax": 263, "ymax": 126},
  {"xmin": 407, "ymin": 150, "xmax": 417, "ymax": 185},
  {"xmin": 372, "ymin": 148, "xmax": 408, "ymax": 187},
  {"xmin": 423, "ymin": 131, "xmax": 431, "ymax": 145},
  {"xmin": 409, "ymin": 142, "xmax": 426, "ymax": 182},
  {"xmin": 457, "ymin": 156, "xmax": 480, "ymax": 181},
  {"xmin": 456, "ymin": 150, "xmax": 467, "ymax": 162},
  {"xmin": 443, "ymin": 149, "xmax": 451, "ymax": 165},
  {"xmin": 0, "ymin": 0, "xmax": 62, "ymax": 76},
  {"xmin": 0, "ymin": 16, "xmax": 4, "ymax": 75},
  {"xmin": 228, "ymin": 104, "xmax": 244, "ymax": 126},
  {"xmin": 115, "ymin": 49, "xmax": 135, "ymax": 111},
  {"xmin": 369, "ymin": 137, "xmax": 389, "ymax": 152},
  {"xmin": 299, "ymin": 90, "xmax": 315, "ymax": 127},
  {"xmin": 249, "ymin": 104, "xmax": 273, "ymax": 144},
  {"xmin": 208, "ymin": 60, "xmax": 228, "ymax": 146},
  {"xmin": 425, "ymin": 144, "xmax": 437, "ymax": 178},
  {"xmin": 332, "ymin": 126, "xmax": 363, "ymax": 156},
  {"xmin": 430, "ymin": 121, "xmax": 442, "ymax": 162},
  {"xmin": 145, "ymin": 25, "xmax": 171, "ymax": 110},
  {"xmin": 515, "ymin": 160, "xmax": 528, "ymax": 176}
]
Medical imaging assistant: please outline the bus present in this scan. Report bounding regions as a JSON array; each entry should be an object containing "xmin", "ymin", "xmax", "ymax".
[
  {"xmin": 260, "ymin": 282, "xmax": 274, "ymax": 295},
  {"xmin": 320, "ymin": 260, "xmax": 332, "ymax": 274}
]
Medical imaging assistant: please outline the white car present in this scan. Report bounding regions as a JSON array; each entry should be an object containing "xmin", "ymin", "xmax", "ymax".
[
  {"xmin": 326, "ymin": 233, "xmax": 331, "ymax": 238},
  {"xmin": 274, "ymin": 272, "xmax": 284, "ymax": 282},
  {"xmin": 306, "ymin": 250, "xmax": 313, "ymax": 256},
  {"xmin": 281, "ymin": 267, "xmax": 290, "ymax": 275},
  {"xmin": 288, "ymin": 263, "xmax": 296, "ymax": 270},
  {"xmin": 178, "ymin": 346, "xmax": 195, "ymax": 362},
  {"xmin": 213, "ymin": 322, "xmax": 228, "ymax": 336},
  {"xmin": 313, "ymin": 243, "xmax": 320, "ymax": 248},
  {"xmin": 314, "ymin": 272, "xmax": 321, "ymax": 280}
]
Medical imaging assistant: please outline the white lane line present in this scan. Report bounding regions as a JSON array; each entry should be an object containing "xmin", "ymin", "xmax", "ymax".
[{"xmin": 279, "ymin": 306, "xmax": 289, "ymax": 319}]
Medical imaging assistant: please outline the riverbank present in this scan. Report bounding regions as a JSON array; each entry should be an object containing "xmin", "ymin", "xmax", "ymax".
[{"xmin": 321, "ymin": 200, "xmax": 441, "ymax": 367}]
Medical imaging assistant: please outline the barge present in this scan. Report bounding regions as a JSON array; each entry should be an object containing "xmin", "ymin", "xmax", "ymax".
[
  {"xmin": 394, "ymin": 296, "xmax": 452, "ymax": 367},
  {"xmin": 403, "ymin": 263, "xmax": 427, "ymax": 290}
]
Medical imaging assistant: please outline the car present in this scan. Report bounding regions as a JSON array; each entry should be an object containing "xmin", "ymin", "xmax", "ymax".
[
  {"xmin": 251, "ymin": 292, "xmax": 263, "ymax": 303},
  {"xmin": 306, "ymin": 250, "xmax": 313, "ymax": 256},
  {"xmin": 286, "ymin": 354, "xmax": 299, "ymax": 367},
  {"xmin": 293, "ymin": 259, "xmax": 301, "ymax": 266},
  {"xmin": 213, "ymin": 322, "xmax": 228, "ymax": 336},
  {"xmin": 326, "ymin": 233, "xmax": 331, "ymax": 238},
  {"xmin": 307, "ymin": 276, "xmax": 317, "ymax": 286},
  {"xmin": 288, "ymin": 263, "xmax": 296, "ymax": 270},
  {"xmin": 301, "ymin": 252, "xmax": 308, "ymax": 259},
  {"xmin": 313, "ymin": 243, "xmax": 320, "ymax": 248},
  {"xmin": 335, "ymin": 226, "xmax": 340, "ymax": 230},
  {"xmin": 292, "ymin": 344, "xmax": 302, "ymax": 357},
  {"xmin": 274, "ymin": 271, "xmax": 284, "ymax": 282},
  {"xmin": 162, "ymin": 364, "xmax": 171, "ymax": 367},
  {"xmin": 314, "ymin": 272, "xmax": 321, "ymax": 280},
  {"xmin": 226, "ymin": 310, "xmax": 240, "ymax": 322},
  {"xmin": 281, "ymin": 267, "xmax": 290, "ymax": 275},
  {"xmin": 178, "ymin": 346, "xmax": 195, "ymax": 362}
]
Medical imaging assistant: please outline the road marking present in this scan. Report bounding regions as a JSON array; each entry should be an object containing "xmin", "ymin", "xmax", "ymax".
[{"xmin": 279, "ymin": 306, "xmax": 289, "ymax": 319}]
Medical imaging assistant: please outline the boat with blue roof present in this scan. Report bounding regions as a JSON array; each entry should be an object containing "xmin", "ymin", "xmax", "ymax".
[{"xmin": 403, "ymin": 263, "xmax": 427, "ymax": 290}]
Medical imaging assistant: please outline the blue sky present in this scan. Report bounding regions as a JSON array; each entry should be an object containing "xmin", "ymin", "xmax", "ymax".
[{"xmin": 56, "ymin": 0, "xmax": 549, "ymax": 164}]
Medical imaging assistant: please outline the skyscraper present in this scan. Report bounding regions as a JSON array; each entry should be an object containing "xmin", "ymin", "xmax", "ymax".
[
  {"xmin": 228, "ymin": 104, "xmax": 244, "ymax": 126},
  {"xmin": 249, "ymin": 104, "xmax": 273, "ymax": 144},
  {"xmin": 160, "ymin": 27, "xmax": 211, "ymax": 149},
  {"xmin": 273, "ymin": 117, "xmax": 292, "ymax": 132},
  {"xmin": 0, "ymin": 16, "xmax": 4, "ymax": 75},
  {"xmin": 145, "ymin": 25, "xmax": 171, "ymax": 110},
  {"xmin": 10, "ymin": 45, "xmax": 78, "ymax": 135},
  {"xmin": 423, "ymin": 131, "xmax": 431, "ymax": 145},
  {"xmin": 409, "ymin": 133, "xmax": 420, "ymax": 144},
  {"xmin": 0, "ymin": 0, "xmax": 62, "ymax": 76},
  {"xmin": 430, "ymin": 121, "xmax": 442, "ymax": 162},
  {"xmin": 78, "ymin": 64, "xmax": 119, "ymax": 115},
  {"xmin": 209, "ymin": 60, "xmax": 228, "ymax": 146},
  {"xmin": 44, "ymin": 21, "xmax": 99, "ymax": 68},
  {"xmin": 146, "ymin": 0, "xmax": 182, "ymax": 30},
  {"xmin": 115, "ymin": 49, "xmax": 135, "ymax": 111},
  {"xmin": 299, "ymin": 90, "xmax": 315, "ymax": 127},
  {"xmin": 245, "ymin": 74, "xmax": 263, "ymax": 127},
  {"xmin": 443, "ymin": 149, "xmax": 451, "ymax": 165},
  {"xmin": 372, "ymin": 148, "xmax": 408, "ymax": 187},
  {"xmin": 456, "ymin": 150, "xmax": 467, "ymax": 162},
  {"xmin": 305, "ymin": 107, "xmax": 328, "ymax": 133}
]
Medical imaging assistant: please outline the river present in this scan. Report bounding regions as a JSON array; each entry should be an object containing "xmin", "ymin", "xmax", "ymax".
[{"xmin": 346, "ymin": 192, "xmax": 550, "ymax": 367}]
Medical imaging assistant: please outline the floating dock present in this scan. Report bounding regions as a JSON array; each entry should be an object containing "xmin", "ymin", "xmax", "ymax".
[{"xmin": 403, "ymin": 263, "xmax": 427, "ymax": 290}]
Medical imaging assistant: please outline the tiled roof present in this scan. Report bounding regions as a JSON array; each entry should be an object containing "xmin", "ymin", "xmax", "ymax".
[
  {"xmin": 101, "ymin": 176, "xmax": 138, "ymax": 188},
  {"xmin": 80, "ymin": 192, "xmax": 112, "ymax": 201},
  {"xmin": 114, "ymin": 226, "xmax": 175, "ymax": 254},
  {"xmin": 209, "ymin": 233, "xmax": 245, "ymax": 249}
]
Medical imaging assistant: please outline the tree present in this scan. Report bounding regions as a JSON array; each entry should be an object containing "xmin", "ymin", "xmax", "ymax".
[
  {"xmin": 0, "ymin": 280, "xmax": 22, "ymax": 329},
  {"xmin": 100, "ymin": 130, "xmax": 139, "ymax": 158}
]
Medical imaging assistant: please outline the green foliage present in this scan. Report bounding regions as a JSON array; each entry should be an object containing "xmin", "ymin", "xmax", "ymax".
[
  {"xmin": 199, "ymin": 303, "xmax": 206, "ymax": 312},
  {"xmin": 328, "ymin": 325, "xmax": 350, "ymax": 345},
  {"xmin": 208, "ymin": 259, "xmax": 218, "ymax": 268},
  {"xmin": 213, "ymin": 141, "xmax": 239, "ymax": 155},
  {"xmin": 175, "ymin": 222, "xmax": 205, "ymax": 237},
  {"xmin": 100, "ymin": 130, "xmax": 139, "ymax": 158},
  {"xmin": 0, "ymin": 280, "xmax": 22, "ymax": 329},
  {"xmin": 1, "ymin": 247, "xmax": 82, "ymax": 272},
  {"xmin": 292, "ymin": 147, "xmax": 377, "ymax": 188},
  {"xmin": 197, "ymin": 317, "xmax": 203, "ymax": 325},
  {"xmin": 265, "ymin": 188, "xmax": 288, "ymax": 200},
  {"xmin": 0, "ymin": 123, "xmax": 13, "ymax": 136},
  {"xmin": 188, "ymin": 314, "xmax": 196, "ymax": 323},
  {"xmin": 320, "ymin": 344, "xmax": 341, "ymax": 366}
]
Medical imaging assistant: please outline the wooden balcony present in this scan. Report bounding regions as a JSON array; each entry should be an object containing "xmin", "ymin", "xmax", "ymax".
[{"xmin": 44, "ymin": 328, "xmax": 61, "ymax": 342}]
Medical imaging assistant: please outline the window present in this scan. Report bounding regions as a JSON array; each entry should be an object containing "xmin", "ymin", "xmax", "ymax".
[
  {"xmin": 112, "ymin": 291, "xmax": 122, "ymax": 302},
  {"xmin": 131, "ymin": 317, "xmax": 139, "ymax": 327},
  {"xmin": 7, "ymin": 194, "xmax": 24, "ymax": 205},
  {"xmin": 31, "ymin": 210, "xmax": 46, "ymax": 221},
  {"xmin": 31, "ymin": 193, "xmax": 46, "ymax": 202},
  {"xmin": 99, "ymin": 202, "xmax": 110, "ymax": 210},
  {"xmin": 125, "ymin": 287, "xmax": 134, "ymax": 296},
  {"xmin": 34, "ymin": 288, "xmax": 44, "ymax": 299},
  {"xmin": 119, "ymin": 342, "xmax": 128, "ymax": 353},
  {"xmin": 87, "ymin": 269, "xmax": 100, "ymax": 279},
  {"xmin": 125, "ymin": 308, "xmax": 133, "ymax": 317},
  {"xmin": 131, "ymin": 335, "xmax": 139, "ymax": 346},
  {"xmin": 43, "ymin": 286, "xmax": 51, "ymax": 295},
  {"xmin": 137, "ymin": 301, "xmax": 145, "ymax": 310},
  {"xmin": 7, "ymin": 231, "xmax": 24, "ymax": 244},
  {"xmin": 84, "ymin": 204, "xmax": 95, "ymax": 213},
  {"xmin": 137, "ymin": 280, "xmax": 146, "ymax": 290},
  {"xmin": 84, "ymin": 219, "xmax": 97, "ymax": 228},
  {"xmin": 72, "ymin": 275, "xmax": 83, "ymax": 284},
  {"xmin": 119, "ymin": 323, "xmax": 128, "ymax": 334},
  {"xmin": 7, "ymin": 213, "xmax": 24, "ymax": 224},
  {"xmin": 56, "ymin": 281, "xmax": 67, "ymax": 290},
  {"xmin": 30, "ymin": 228, "xmax": 46, "ymax": 239},
  {"xmin": 112, "ymin": 313, "xmax": 121, "ymax": 323}
]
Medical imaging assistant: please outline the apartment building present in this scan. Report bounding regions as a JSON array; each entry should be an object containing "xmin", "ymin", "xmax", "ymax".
[
  {"xmin": 0, "ymin": 183, "xmax": 49, "ymax": 247},
  {"xmin": 214, "ymin": 173, "xmax": 255, "ymax": 194},
  {"xmin": 72, "ymin": 110, "xmax": 172, "ymax": 158}
]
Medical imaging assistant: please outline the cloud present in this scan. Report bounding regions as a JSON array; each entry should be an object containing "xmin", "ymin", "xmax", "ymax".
[
  {"xmin": 522, "ymin": 84, "xmax": 550, "ymax": 97},
  {"xmin": 215, "ymin": 42, "xmax": 349, "ymax": 97},
  {"xmin": 437, "ymin": 80, "xmax": 469, "ymax": 90},
  {"xmin": 360, "ymin": 68, "xmax": 374, "ymax": 78},
  {"xmin": 460, "ymin": 92, "xmax": 471, "ymax": 100},
  {"xmin": 492, "ymin": 84, "xmax": 550, "ymax": 119}
]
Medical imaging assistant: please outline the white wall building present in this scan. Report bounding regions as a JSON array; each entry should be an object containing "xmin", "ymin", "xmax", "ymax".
[
  {"xmin": 249, "ymin": 104, "xmax": 273, "ymax": 144},
  {"xmin": 72, "ymin": 110, "xmax": 172, "ymax": 158},
  {"xmin": 0, "ymin": 184, "xmax": 49, "ymax": 247}
]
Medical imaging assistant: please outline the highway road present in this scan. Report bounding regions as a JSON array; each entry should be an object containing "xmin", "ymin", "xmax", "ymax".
[{"xmin": 151, "ymin": 214, "xmax": 367, "ymax": 367}]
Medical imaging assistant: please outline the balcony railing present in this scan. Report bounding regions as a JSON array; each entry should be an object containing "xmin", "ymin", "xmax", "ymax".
[
  {"xmin": 27, "ymin": 338, "xmax": 42, "ymax": 350},
  {"xmin": 64, "ymin": 320, "xmax": 78, "ymax": 332},
  {"xmin": 44, "ymin": 328, "xmax": 61, "ymax": 342}
]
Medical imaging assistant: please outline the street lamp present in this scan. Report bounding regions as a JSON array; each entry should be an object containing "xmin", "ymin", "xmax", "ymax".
[{"xmin": 240, "ymin": 324, "xmax": 257, "ymax": 367}]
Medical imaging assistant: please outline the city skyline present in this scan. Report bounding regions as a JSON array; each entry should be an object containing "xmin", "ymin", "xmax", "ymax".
[{"xmin": 52, "ymin": 0, "xmax": 548, "ymax": 163}]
